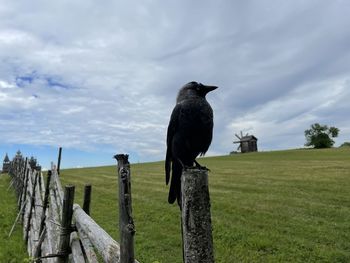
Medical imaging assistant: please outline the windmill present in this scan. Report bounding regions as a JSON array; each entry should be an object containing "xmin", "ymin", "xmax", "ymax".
[
  {"xmin": 233, "ymin": 131, "xmax": 258, "ymax": 153},
  {"xmin": 233, "ymin": 131, "xmax": 249, "ymax": 152}
]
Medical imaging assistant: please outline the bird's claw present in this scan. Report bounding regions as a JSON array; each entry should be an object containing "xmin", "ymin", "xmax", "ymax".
[
  {"xmin": 178, "ymin": 159, "xmax": 210, "ymax": 171},
  {"xmin": 194, "ymin": 160, "xmax": 210, "ymax": 171}
]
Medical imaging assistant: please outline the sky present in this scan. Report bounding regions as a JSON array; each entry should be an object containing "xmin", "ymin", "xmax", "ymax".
[{"xmin": 0, "ymin": 1, "xmax": 349, "ymax": 169}]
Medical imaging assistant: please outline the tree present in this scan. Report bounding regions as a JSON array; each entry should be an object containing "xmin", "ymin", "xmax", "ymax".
[
  {"xmin": 304, "ymin": 123, "xmax": 339, "ymax": 148},
  {"xmin": 340, "ymin": 142, "xmax": 350, "ymax": 148}
]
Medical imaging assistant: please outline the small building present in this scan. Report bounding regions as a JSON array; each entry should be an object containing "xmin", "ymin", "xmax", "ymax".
[
  {"xmin": 233, "ymin": 133, "xmax": 258, "ymax": 153},
  {"xmin": 29, "ymin": 156, "xmax": 41, "ymax": 171},
  {"xmin": 2, "ymin": 153, "xmax": 10, "ymax": 173},
  {"xmin": 29, "ymin": 156, "xmax": 37, "ymax": 170},
  {"xmin": 14, "ymin": 150, "xmax": 23, "ymax": 162}
]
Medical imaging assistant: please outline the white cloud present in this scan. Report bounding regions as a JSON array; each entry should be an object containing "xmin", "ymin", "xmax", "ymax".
[
  {"xmin": 0, "ymin": 80, "xmax": 15, "ymax": 89},
  {"xmin": 0, "ymin": 1, "xmax": 350, "ymax": 164}
]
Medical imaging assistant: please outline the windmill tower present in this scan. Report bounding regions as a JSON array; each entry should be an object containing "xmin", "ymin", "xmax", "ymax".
[{"xmin": 233, "ymin": 131, "xmax": 258, "ymax": 153}]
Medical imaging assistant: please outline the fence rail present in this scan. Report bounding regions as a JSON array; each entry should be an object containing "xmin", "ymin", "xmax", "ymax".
[{"xmin": 7, "ymin": 151, "xmax": 139, "ymax": 263}]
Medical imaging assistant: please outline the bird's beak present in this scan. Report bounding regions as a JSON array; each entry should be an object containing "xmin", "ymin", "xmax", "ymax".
[{"xmin": 203, "ymin": 85, "xmax": 218, "ymax": 93}]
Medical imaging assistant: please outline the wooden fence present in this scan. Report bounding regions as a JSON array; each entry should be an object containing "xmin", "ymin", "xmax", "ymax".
[
  {"xmin": 7, "ymin": 150, "xmax": 214, "ymax": 263},
  {"xmin": 7, "ymin": 151, "xmax": 139, "ymax": 263}
]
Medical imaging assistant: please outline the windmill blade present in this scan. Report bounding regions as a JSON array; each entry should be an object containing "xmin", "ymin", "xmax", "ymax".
[
  {"xmin": 237, "ymin": 145, "xmax": 241, "ymax": 151},
  {"xmin": 235, "ymin": 134, "xmax": 241, "ymax": 140},
  {"xmin": 233, "ymin": 141, "xmax": 241, "ymax": 144},
  {"xmin": 246, "ymin": 133, "xmax": 249, "ymax": 136},
  {"xmin": 240, "ymin": 131, "xmax": 243, "ymax": 138}
]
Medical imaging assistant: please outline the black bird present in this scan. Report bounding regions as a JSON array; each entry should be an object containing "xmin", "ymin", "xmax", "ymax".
[{"xmin": 165, "ymin": 81, "xmax": 218, "ymax": 205}]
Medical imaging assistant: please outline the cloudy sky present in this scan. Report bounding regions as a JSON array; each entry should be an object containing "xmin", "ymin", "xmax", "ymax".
[{"xmin": 0, "ymin": 1, "xmax": 349, "ymax": 168}]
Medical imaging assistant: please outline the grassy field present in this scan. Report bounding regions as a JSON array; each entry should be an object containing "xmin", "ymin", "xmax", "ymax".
[
  {"xmin": 1, "ymin": 148, "xmax": 349, "ymax": 262},
  {"xmin": 0, "ymin": 175, "xmax": 28, "ymax": 262},
  {"xmin": 58, "ymin": 148, "xmax": 350, "ymax": 263}
]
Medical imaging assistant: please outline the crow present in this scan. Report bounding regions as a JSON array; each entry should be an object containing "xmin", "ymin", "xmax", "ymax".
[{"xmin": 165, "ymin": 81, "xmax": 218, "ymax": 205}]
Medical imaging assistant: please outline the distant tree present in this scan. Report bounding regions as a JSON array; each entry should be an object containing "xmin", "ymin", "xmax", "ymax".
[
  {"xmin": 304, "ymin": 123, "xmax": 339, "ymax": 148},
  {"xmin": 340, "ymin": 142, "xmax": 350, "ymax": 148}
]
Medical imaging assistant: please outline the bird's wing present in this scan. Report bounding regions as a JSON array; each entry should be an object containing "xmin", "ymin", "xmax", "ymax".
[{"xmin": 165, "ymin": 104, "xmax": 181, "ymax": 185}]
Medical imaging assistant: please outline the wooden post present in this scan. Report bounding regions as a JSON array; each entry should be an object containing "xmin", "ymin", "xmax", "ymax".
[
  {"xmin": 114, "ymin": 154, "xmax": 136, "ymax": 263},
  {"xmin": 83, "ymin": 184, "xmax": 92, "ymax": 215},
  {"xmin": 57, "ymin": 147, "xmax": 62, "ymax": 175},
  {"xmin": 57, "ymin": 185, "xmax": 75, "ymax": 263},
  {"xmin": 181, "ymin": 168, "xmax": 214, "ymax": 263}
]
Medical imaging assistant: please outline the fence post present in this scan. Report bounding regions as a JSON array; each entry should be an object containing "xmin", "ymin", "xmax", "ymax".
[
  {"xmin": 83, "ymin": 184, "xmax": 92, "ymax": 215},
  {"xmin": 57, "ymin": 185, "xmax": 75, "ymax": 263},
  {"xmin": 57, "ymin": 147, "xmax": 62, "ymax": 175},
  {"xmin": 114, "ymin": 154, "xmax": 135, "ymax": 263},
  {"xmin": 181, "ymin": 168, "xmax": 214, "ymax": 263}
]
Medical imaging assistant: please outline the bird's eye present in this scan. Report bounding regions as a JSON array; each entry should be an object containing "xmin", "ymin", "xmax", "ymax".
[{"xmin": 196, "ymin": 83, "xmax": 203, "ymax": 90}]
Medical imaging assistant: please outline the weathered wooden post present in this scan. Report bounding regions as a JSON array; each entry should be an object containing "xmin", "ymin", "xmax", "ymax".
[
  {"xmin": 181, "ymin": 168, "xmax": 214, "ymax": 263},
  {"xmin": 57, "ymin": 185, "xmax": 75, "ymax": 263},
  {"xmin": 57, "ymin": 147, "xmax": 62, "ymax": 175},
  {"xmin": 83, "ymin": 184, "xmax": 92, "ymax": 215},
  {"xmin": 114, "ymin": 154, "xmax": 136, "ymax": 263}
]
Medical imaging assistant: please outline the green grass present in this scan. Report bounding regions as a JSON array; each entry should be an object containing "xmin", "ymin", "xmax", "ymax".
[
  {"xmin": 0, "ymin": 174, "xmax": 28, "ymax": 262},
  {"xmin": 57, "ymin": 148, "xmax": 350, "ymax": 263},
  {"xmin": 1, "ymin": 148, "xmax": 349, "ymax": 262}
]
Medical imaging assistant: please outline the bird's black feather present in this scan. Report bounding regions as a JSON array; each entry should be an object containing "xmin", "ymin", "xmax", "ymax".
[{"xmin": 165, "ymin": 81, "xmax": 217, "ymax": 205}]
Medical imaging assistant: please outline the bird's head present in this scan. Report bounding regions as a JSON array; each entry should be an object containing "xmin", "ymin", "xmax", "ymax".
[{"xmin": 177, "ymin": 81, "xmax": 218, "ymax": 102}]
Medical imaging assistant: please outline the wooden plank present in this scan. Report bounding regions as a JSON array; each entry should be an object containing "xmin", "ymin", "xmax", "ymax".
[
  {"xmin": 18, "ymin": 157, "xmax": 28, "ymax": 210},
  {"xmin": 20, "ymin": 169, "xmax": 30, "ymax": 223},
  {"xmin": 70, "ymin": 231, "xmax": 86, "ymax": 263},
  {"xmin": 31, "ymin": 173, "xmax": 44, "ymax": 256},
  {"xmin": 33, "ymin": 226, "xmax": 47, "ymax": 260},
  {"xmin": 77, "ymin": 228, "xmax": 98, "ymax": 263},
  {"xmin": 34, "ymin": 170, "xmax": 52, "ymax": 260},
  {"xmin": 44, "ymin": 208, "xmax": 57, "ymax": 260},
  {"xmin": 51, "ymin": 169, "xmax": 64, "ymax": 208},
  {"xmin": 25, "ymin": 171, "xmax": 38, "ymax": 245},
  {"xmin": 47, "ymin": 184, "xmax": 61, "ymax": 253},
  {"xmin": 73, "ymin": 204, "xmax": 123, "ymax": 263}
]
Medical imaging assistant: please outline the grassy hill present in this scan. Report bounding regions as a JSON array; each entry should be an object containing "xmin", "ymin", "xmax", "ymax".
[
  {"xmin": 1, "ymin": 148, "xmax": 349, "ymax": 262},
  {"xmin": 58, "ymin": 148, "xmax": 350, "ymax": 263}
]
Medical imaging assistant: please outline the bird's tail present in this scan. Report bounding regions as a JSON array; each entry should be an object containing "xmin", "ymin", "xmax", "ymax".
[{"xmin": 168, "ymin": 160, "xmax": 182, "ymax": 205}]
